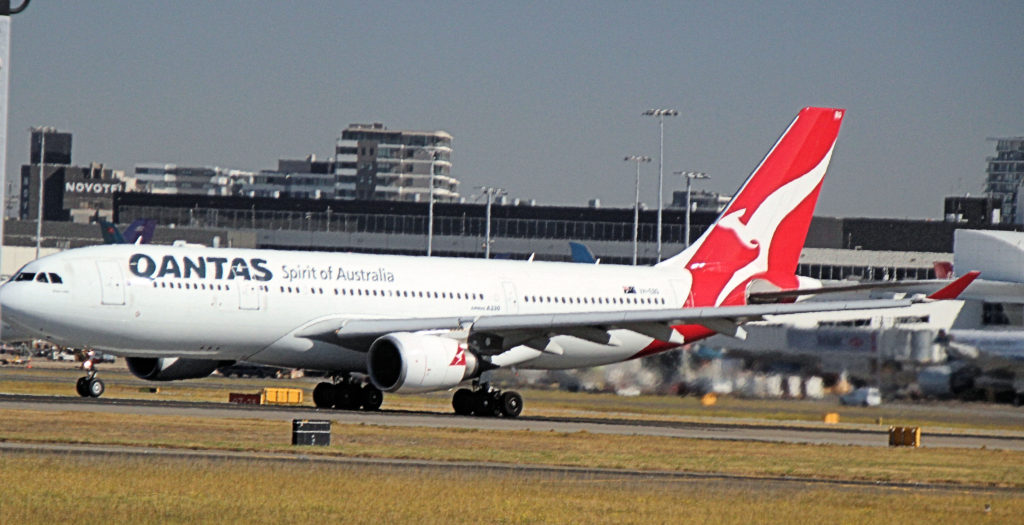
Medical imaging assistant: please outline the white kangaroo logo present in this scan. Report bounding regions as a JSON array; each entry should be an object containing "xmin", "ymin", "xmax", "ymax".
[
  {"xmin": 712, "ymin": 145, "xmax": 836, "ymax": 306},
  {"xmin": 716, "ymin": 209, "xmax": 758, "ymax": 250}
]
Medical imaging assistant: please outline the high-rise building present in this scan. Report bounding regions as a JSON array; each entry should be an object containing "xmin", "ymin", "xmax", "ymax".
[
  {"xmin": 30, "ymin": 127, "xmax": 72, "ymax": 165},
  {"xmin": 336, "ymin": 123, "xmax": 459, "ymax": 202},
  {"xmin": 983, "ymin": 137, "xmax": 1024, "ymax": 224},
  {"xmin": 21, "ymin": 127, "xmax": 124, "ymax": 222}
]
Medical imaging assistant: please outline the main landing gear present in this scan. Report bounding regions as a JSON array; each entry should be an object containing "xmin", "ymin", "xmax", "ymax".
[
  {"xmin": 75, "ymin": 352, "xmax": 105, "ymax": 398},
  {"xmin": 451, "ymin": 382, "xmax": 523, "ymax": 418},
  {"xmin": 312, "ymin": 375, "xmax": 383, "ymax": 411}
]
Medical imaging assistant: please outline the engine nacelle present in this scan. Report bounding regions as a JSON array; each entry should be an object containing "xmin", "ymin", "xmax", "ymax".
[
  {"xmin": 126, "ymin": 357, "xmax": 229, "ymax": 381},
  {"xmin": 367, "ymin": 332, "xmax": 479, "ymax": 394}
]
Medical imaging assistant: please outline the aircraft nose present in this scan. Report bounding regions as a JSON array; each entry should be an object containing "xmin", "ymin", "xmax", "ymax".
[{"xmin": 0, "ymin": 282, "xmax": 40, "ymax": 332}]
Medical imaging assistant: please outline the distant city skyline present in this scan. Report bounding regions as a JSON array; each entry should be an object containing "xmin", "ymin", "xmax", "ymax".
[{"xmin": 3, "ymin": 2, "xmax": 1022, "ymax": 218}]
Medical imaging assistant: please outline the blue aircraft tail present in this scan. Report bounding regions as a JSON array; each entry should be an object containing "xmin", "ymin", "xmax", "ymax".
[
  {"xmin": 98, "ymin": 219, "xmax": 156, "ymax": 244},
  {"xmin": 569, "ymin": 242, "xmax": 598, "ymax": 264}
]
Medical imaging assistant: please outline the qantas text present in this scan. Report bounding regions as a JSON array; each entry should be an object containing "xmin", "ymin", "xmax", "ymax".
[{"xmin": 129, "ymin": 254, "xmax": 273, "ymax": 281}]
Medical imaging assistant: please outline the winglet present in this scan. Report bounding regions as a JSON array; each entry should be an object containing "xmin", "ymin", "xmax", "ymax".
[{"xmin": 927, "ymin": 271, "xmax": 980, "ymax": 300}]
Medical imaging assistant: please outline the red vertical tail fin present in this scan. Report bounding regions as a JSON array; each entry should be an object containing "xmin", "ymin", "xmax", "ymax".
[{"xmin": 659, "ymin": 107, "xmax": 845, "ymax": 307}]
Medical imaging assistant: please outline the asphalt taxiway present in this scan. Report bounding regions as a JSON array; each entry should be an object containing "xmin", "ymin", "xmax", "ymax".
[{"xmin": 2, "ymin": 393, "xmax": 1023, "ymax": 450}]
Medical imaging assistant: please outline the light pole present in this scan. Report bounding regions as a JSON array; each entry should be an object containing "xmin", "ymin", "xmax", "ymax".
[
  {"xmin": 1, "ymin": 0, "xmax": 33, "ymax": 273},
  {"xmin": 33, "ymin": 127, "xmax": 46, "ymax": 259},
  {"xmin": 675, "ymin": 171, "xmax": 708, "ymax": 248},
  {"xmin": 477, "ymin": 186, "xmax": 506, "ymax": 259},
  {"xmin": 625, "ymin": 155, "xmax": 651, "ymax": 265},
  {"xmin": 643, "ymin": 108, "xmax": 677, "ymax": 263}
]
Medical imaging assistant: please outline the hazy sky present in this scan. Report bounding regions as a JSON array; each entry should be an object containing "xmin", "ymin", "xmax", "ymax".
[{"xmin": 4, "ymin": 1, "xmax": 1022, "ymax": 218}]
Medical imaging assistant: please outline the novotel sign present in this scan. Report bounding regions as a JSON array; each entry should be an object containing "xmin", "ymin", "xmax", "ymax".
[{"xmin": 64, "ymin": 181, "xmax": 124, "ymax": 194}]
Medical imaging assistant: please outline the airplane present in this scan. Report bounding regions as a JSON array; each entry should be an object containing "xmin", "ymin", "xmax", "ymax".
[
  {"xmin": 0, "ymin": 107, "xmax": 961, "ymax": 417},
  {"xmin": 98, "ymin": 218, "xmax": 156, "ymax": 245}
]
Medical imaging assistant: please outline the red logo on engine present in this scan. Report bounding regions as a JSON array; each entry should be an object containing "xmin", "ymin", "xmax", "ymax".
[{"xmin": 450, "ymin": 346, "xmax": 466, "ymax": 367}]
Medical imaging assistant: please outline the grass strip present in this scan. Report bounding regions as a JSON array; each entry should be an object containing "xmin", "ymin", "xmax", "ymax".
[{"xmin": 0, "ymin": 453, "xmax": 1019, "ymax": 525}]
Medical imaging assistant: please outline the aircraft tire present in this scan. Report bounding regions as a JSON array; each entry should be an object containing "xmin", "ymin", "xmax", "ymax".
[
  {"xmin": 312, "ymin": 382, "xmax": 334, "ymax": 408},
  {"xmin": 75, "ymin": 377, "xmax": 90, "ymax": 397},
  {"xmin": 360, "ymin": 384, "xmax": 383, "ymax": 411},
  {"xmin": 473, "ymin": 390, "xmax": 498, "ymax": 417},
  {"xmin": 499, "ymin": 391, "xmax": 523, "ymax": 418},
  {"xmin": 333, "ymin": 384, "xmax": 360, "ymax": 410},
  {"xmin": 87, "ymin": 378, "xmax": 105, "ymax": 398},
  {"xmin": 452, "ymin": 388, "xmax": 473, "ymax": 415}
]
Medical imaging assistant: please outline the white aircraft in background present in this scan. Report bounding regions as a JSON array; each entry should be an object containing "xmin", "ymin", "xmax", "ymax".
[{"xmin": 0, "ymin": 107, "xmax": 971, "ymax": 417}]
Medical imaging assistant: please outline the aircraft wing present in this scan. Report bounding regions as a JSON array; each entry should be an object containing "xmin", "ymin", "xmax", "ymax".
[{"xmin": 297, "ymin": 298, "xmax": 920, "ymax": 355}]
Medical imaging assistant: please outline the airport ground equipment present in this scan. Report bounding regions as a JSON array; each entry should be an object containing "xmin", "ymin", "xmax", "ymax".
[
  {"xmin": 889, "ymin": 426, "xmax": 921, "ymax": 447},
  {"xmin": 291, "ymin": 419, "xmax": 330, "ymax": 446},
  {"xmin": 261, "ymin": 387, "xmax": 303, "ymax": 405}
]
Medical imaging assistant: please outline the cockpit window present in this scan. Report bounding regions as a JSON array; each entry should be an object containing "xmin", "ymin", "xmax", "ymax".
[
  {"xmin": 35, "ymin": 273, "xmax": 49, "ymax": 283},
  {"xmin": 48, "ymin": 273, "xmax": 63, "ymax": 284},
  {"xmin": 14, "ymin": 272, "xmax": 35, "ymax": 282}
]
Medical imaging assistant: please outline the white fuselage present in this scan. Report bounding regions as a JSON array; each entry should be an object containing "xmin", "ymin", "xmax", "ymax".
[{"xmin": 1, "ymin": 244, "xmax": 695, "ymax": 372}]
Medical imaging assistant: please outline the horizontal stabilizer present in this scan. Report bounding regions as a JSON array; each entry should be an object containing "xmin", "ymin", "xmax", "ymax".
[
  {"xmin": 927, "ymin": 271, "xmax": 980, "ymax": 300},
  {"xmin": 749, "ymin": 271, "xmax": 981, "ymax": 303}
]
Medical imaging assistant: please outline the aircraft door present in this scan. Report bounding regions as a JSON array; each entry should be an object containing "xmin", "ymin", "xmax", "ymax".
[
  {"xmin": 96, "ymin": 260, "xmax": 126, "ymax": 306},
  {"xmin": 238, "ymin": 282, "xmax": 262, "ymax": 311},
  {"xmin": 502, "ymin": 282, "xmax": 519, "ymax": 314}
]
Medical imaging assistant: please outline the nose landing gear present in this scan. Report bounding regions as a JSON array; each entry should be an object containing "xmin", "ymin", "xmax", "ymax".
[{"xmin": 75, "ymin": 352, "xmax": 105, "ymax": 398}]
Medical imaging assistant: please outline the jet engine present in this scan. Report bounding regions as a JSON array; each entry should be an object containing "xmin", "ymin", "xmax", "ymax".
[
  {"xmin": 126, "ymin": 357, "xmax": 229, "ymax": 381},
  {"xmin": 367, "ymin": 332, "xmax": 479, "ymax": 394}
]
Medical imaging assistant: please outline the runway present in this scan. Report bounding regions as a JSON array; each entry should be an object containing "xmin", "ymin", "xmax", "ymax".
[{"xmin": 3, "ymin": 393, "xmax": 1023, "ymax": 451}]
